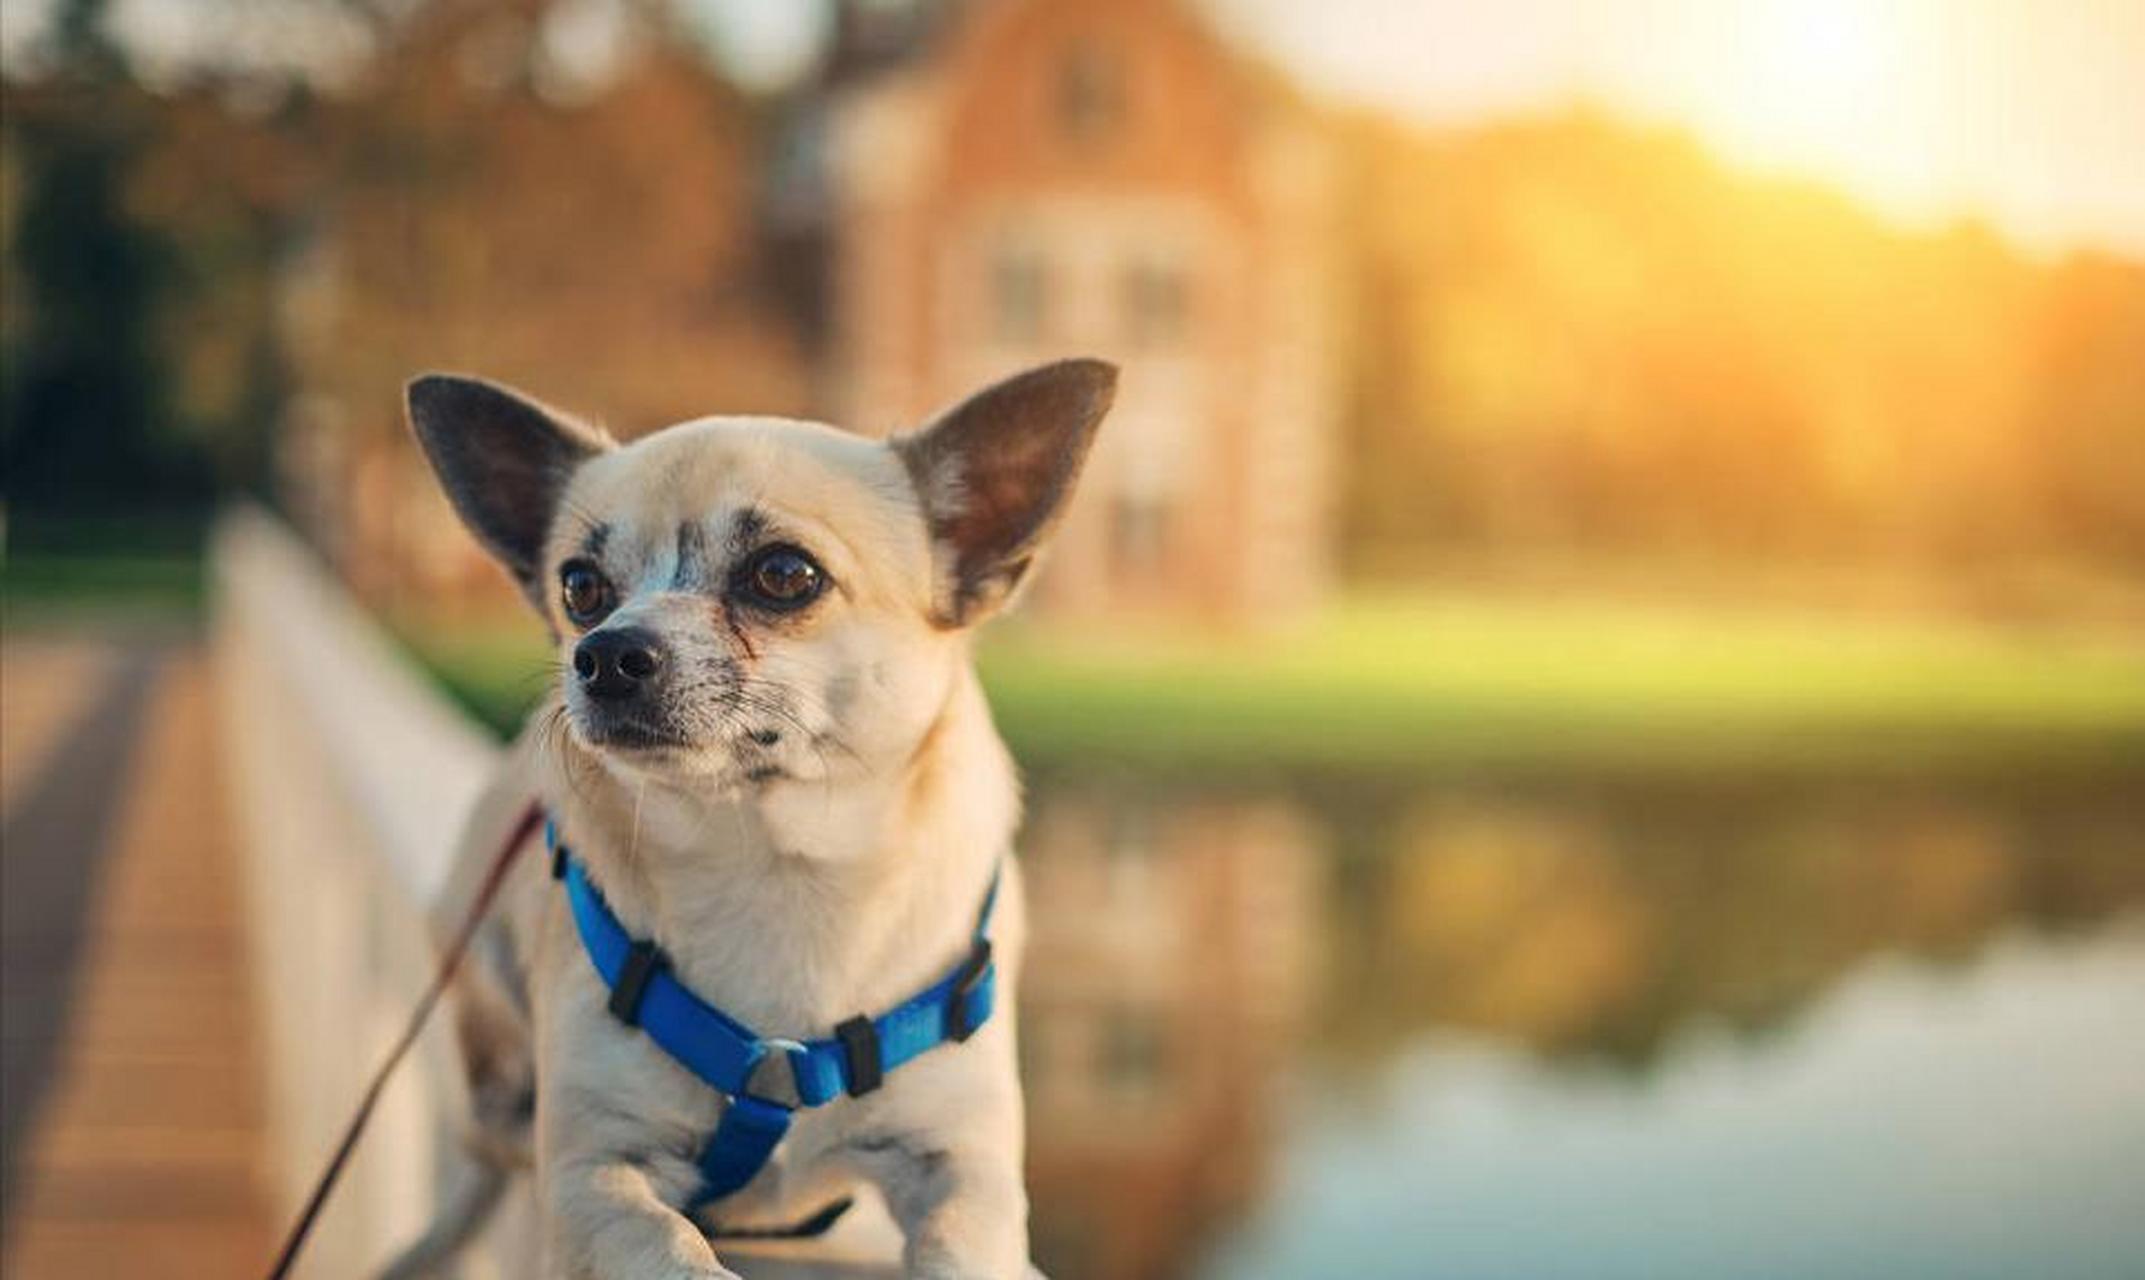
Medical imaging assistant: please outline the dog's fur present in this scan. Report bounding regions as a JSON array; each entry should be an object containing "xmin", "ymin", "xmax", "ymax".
[{"xmin": 385, "ymin": 360, "xmax": 1116, "ymax": 1279}]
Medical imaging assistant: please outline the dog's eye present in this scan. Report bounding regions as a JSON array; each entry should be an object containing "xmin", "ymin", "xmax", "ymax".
[
  {"xmin": 559, "ymin": 560, "xmax": 614, "ymax": 625},
  {"xmin": 739, "ymin": 545, "xmax": 825, "ymax": 610}
]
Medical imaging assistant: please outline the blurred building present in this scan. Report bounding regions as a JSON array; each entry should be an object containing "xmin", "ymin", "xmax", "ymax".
[
  {"xmin": 779, "ymin": 0, "xmax": 1342, "ymax": 624},
  {"xmin": 1016, "ymin": 791, "xmax": 1320, "ymax": 1280},
  {"xmin": 204, "ymin": 0, "xmax": 1340, "ymax": 628}
]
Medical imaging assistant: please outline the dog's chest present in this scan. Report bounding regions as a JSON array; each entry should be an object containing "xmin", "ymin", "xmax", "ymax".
[
  {"xmin": 516, "ymin": 843, "xmax": 979, "ymax": 1215},
  {"xmin": 529, "ymin": 794, "xmax": 981, "ymax": 1040}
]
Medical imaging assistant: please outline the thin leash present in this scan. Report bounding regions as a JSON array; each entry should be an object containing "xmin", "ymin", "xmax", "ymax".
[{"xmin": 262, "ymin": 801, "xmax": 543, "ymax": 1280}]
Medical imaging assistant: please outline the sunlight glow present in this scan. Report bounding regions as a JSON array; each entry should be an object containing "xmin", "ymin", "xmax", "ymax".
[
  {"xmin": 1208, "ymin": 0, "xmax": 2145, "ymax": 256},
  {"xmin": 1688, "ymin": 0, "xmax": 1942, "ymax": 216},
  {"xmin": 1753, "ymin": 0, "xmax": 1900, "ymax": 96}
]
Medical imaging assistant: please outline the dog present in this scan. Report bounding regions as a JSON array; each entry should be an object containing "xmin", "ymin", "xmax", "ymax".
[{"xmin": 383, "ymin": 359, "xmax": 1115, "ymax": 1279}]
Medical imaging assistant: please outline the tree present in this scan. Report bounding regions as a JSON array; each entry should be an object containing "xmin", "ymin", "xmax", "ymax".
[{"xmin": 2, "ymin": 0, "xmax": 208, "ymax": 516}]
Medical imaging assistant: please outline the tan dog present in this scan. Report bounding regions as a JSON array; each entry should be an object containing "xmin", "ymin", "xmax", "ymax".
[{"xmin": 384, "ymin": 361, "xmax": 1115, "ymax": 1279}]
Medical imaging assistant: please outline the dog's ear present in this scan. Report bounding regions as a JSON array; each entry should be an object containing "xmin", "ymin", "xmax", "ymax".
[
  {"xmin": 894, "ymin": 358, "xmax": 1117, "ymax": 627},
  {"xmin": 406, "ymin": 374, "xmax": 612, "ymax": 607}
]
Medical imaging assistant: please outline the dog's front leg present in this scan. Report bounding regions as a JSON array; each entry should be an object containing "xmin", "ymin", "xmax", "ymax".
[
  {"xmin": 864, "ymin": 1132, "xmax": 1031, "ymax": 1280},
  {"xmin": 543, "ymin": 1153, "xmax": 738, "ymax": 1280}
]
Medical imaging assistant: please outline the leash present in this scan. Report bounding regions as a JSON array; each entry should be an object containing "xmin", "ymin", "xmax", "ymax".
[{"xmin": 262, "ymin": 800, "xmax": 544, "ymax": 1280}]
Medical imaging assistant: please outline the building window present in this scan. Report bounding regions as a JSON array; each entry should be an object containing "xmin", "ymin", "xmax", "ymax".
[
  {"xmin": 1056, "ymin": 40, "xmax": 1122, "ymax": 142},
  {"xmin": 1101, "ymin": 1008, "xmax": 1166, "ymax": 1104},
  {"xmin": 1123, "ymin": 257, "xmax": 1188, "ymax": 350},
  {"xmin": 991, "ymin": 247, "xmax": 1048, "ymax": 344},
  {"xmin": 1110, "ymin": 494, "xmax": 1171, "ymax": 575}
]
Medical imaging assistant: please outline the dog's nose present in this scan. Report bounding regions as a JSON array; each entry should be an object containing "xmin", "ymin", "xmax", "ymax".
[{"xmin": 573, "ymin": 627, "xmax": 665, "ymax": 701}]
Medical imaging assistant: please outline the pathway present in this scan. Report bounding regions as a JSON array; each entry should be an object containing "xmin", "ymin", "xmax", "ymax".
[{"xmin": 1, "ymin": 634, "xmax": 274, "ymax": 1277}]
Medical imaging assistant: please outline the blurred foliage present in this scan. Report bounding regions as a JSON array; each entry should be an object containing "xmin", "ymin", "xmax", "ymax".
[
  {"xmin": 2, "ymin": 0, "xmax": 802, "ymax": 553},
  {"xmin": 1, "ymin": 0, "xmax": 213, "ymax": 518},
  {"xmin": 240, "ymin": 3, "xmax": 802, "ymax": 445},
  {"xmin": 1334, "ymin": 110, "xmax": 2145, "ymax": 578},
  {"xmin": 1314, "ymin": 771, "xmax": 2145, "ymax": 1067}
]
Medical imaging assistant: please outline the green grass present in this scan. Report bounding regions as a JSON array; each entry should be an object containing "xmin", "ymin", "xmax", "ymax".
[
  {"xmin": 395, "ymin": 618, "xmax": 561, "ymax": 734},
  {"xmin": 1, "ymin": 552, "xmax": 206, "ymax": 621},
  {"xmin": 395, "ymin": 594, "xmax": 2145, "ymax": 778},
  {"xmin": 980, "ymin": 597, "xmax": 2145, "ymax": 776}
]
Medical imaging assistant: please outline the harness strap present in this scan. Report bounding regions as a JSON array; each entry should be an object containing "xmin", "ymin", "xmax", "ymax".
[
  {"xmin": 563, "ymin": 856, "xmax": 768, "ymax": 1097},
  {"xmin": 551, "ymin": 821, "xmax": 1003, "ymax": 1208},
  {"xmin": 783, "ymin": 941, "xmax": 996, "ymax": 1105},
  {"xmin": 696, "ymin": 1094, "xmax": 795, "ymax": 1201}
]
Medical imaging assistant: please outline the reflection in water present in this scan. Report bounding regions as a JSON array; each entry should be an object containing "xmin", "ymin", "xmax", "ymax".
[
  {"xmin": 1016, "ymin": 775, "xmax": 2145, "ymax": 1280},
  {"xmin": 1019, "ymin": 795, "xmax": 1320, "ymax": 1280},
  {"xmin": 1201, "ymin": 923, "xmax": 2145, "ymax": 1280}
]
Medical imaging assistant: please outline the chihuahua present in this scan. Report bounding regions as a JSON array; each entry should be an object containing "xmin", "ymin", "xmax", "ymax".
[{"xmin": 385, "ymin": 360, "xmax": 1115, "ymax": 1279}]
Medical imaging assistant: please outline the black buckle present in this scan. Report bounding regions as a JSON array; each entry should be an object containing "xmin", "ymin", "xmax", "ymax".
[
  {"xmin": 835, "ymin": 1016, "xmax": 883, "ymax": 1095},
  {"xmin": 551, "ymin": 839, "xmax": 569, "ymax": 880},
  {"xmin": 608, "ymin": 939, "xmax": 665, "ymax": 1026},
  {"xmin": 946, "ymin": 939, "xmax": 993, "ymax": 1043}
]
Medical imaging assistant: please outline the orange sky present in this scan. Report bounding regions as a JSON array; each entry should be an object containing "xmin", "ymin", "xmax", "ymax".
[
  {"xmin": 1205, "ymin": 0, "xmax": 2145, "ymax": 258},
  {"xmin": 7, "ymin": 0, "xmax": 2139, "ymax": 257}
]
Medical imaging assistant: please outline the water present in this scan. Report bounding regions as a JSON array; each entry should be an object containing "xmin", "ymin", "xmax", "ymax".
[{"xmin": 1014, "ymin": 771, "xmax": 2145, "ymax": 1280}]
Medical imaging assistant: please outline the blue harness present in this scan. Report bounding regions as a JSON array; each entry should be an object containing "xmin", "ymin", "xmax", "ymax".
[{"xmin": 545, "ymin": 821, "xmax": 1000, "ymax": 1209}]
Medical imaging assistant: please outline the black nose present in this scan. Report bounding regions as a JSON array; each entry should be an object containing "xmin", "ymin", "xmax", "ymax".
[{"xmin": 573, "ymin": 627, "xmax": 665, "ymax": 700}]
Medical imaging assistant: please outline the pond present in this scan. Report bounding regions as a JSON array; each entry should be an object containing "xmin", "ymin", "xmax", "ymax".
[{"xmin": 1012, "ymin": 769, "xmax": 2145, "ymax": 1280}]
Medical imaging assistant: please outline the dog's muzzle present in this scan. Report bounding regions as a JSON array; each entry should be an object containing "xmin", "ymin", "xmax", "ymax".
[{"xmin": 569, "ymin": 626, "xmax": 691, "ymax": 749}]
